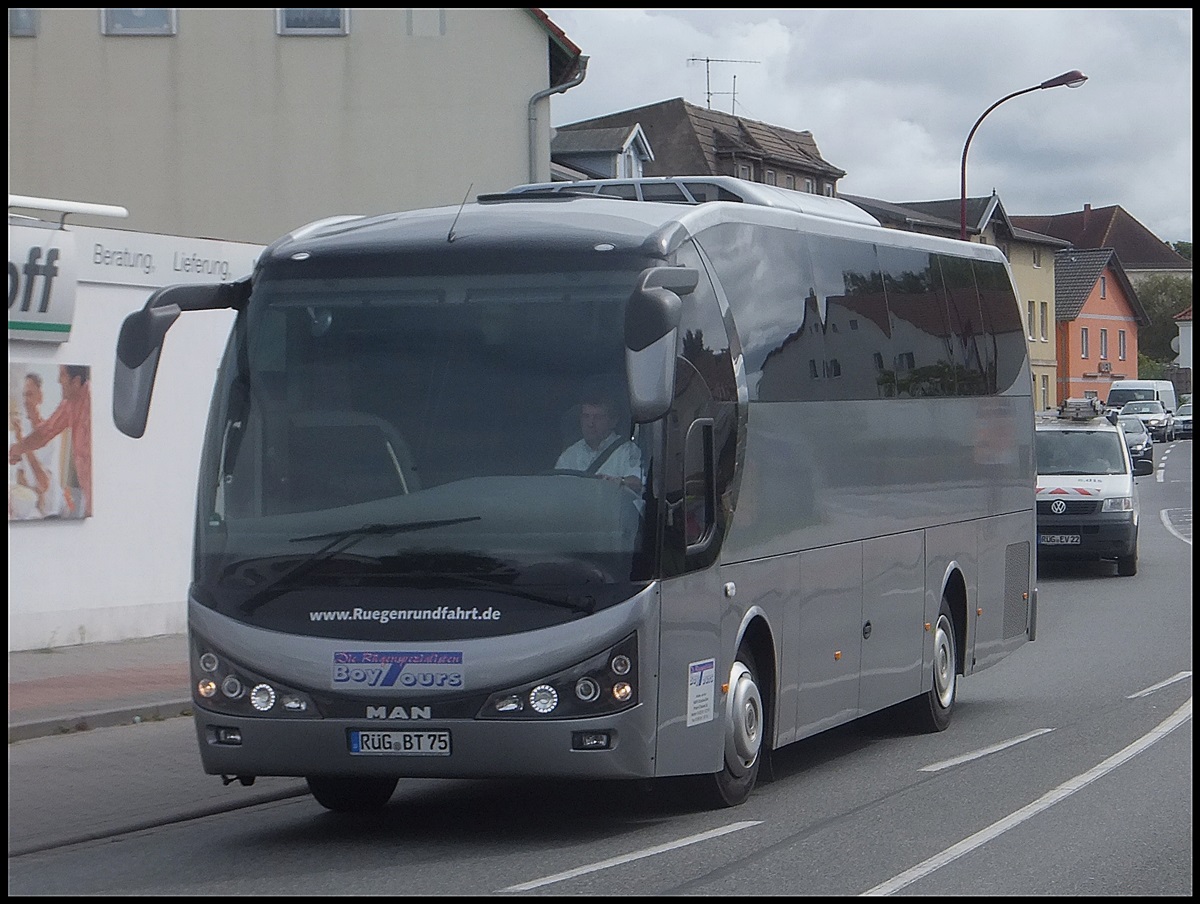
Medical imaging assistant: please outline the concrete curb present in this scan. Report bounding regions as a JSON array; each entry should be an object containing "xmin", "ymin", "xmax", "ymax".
[{"xmin": 8, "ymin": 698, "xmax": 194, "ymax": 744}]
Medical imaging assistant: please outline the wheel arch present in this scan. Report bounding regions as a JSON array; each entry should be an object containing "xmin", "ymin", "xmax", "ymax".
[
  {"xmin": 734, "ymin": 610, "xmax": 777, "ymax": 748},
  {"xmin": 939, "ymin": 565, "xmax": 968, "ymax": 676}
]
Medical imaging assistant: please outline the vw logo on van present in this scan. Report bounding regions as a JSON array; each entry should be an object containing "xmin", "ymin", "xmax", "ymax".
[{"xmin": 1050, "ymin": 500, "xmax": 1067, "ymax": 515}]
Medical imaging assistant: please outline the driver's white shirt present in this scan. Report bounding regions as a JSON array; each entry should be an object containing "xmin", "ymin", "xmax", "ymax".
[{"xmin": 555, "ymin": 433, "xmax": 642, "ymax": 482}]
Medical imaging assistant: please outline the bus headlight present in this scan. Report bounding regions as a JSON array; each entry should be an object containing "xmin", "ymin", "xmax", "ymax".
[
  {"xmin": 479, "ymin": 633, "xmax": 638, "ymax": 720},
  {"xmin": 190, "ymin": 636, "xmax": 319, "ymax": 718}
]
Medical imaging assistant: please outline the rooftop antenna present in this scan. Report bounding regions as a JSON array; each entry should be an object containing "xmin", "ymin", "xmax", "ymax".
[
  {"xmin": 687, "ymin": 56, "xmax": 761, "ymax": 110},
  {"xmin": 446, "ymin": 183, "xmax": 473, "ymax": 244}
]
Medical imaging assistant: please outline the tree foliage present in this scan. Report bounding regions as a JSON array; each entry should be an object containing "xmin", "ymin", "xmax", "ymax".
[
  {"xmin": 1171, "ymin": 241, "xmax": 1192, "ymax": 261},
  {"xmin": 1135, "ymin": 274, "xmax": 1193, "ymax": 362}
]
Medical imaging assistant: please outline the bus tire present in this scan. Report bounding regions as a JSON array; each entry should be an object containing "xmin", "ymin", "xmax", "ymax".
[
  {"xmin": 696, "ymin": 647, "xmax": 764, "ymax": 808},
  {"xmin": 306, "ymin": 776, "xmax": 398, "ymax": 813},
  {"xmin": 905, "ymin": 599, "xmax": 957, "ymax": 733}
]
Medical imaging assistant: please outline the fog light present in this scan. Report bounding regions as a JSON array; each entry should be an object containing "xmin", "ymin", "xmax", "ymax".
[
  {"xmin": 572, "ymin": 731, "xmax": 611, "ymax": 750},
  {"xmin": 529, "ymin": 684, "xmax": 559, "ymax": 714},
  {"xmin": 199, "ymin": 652, "xmax": 219, "ymax": 672},
  {"xmin": 250, "ymin": 683, "xmax": 277, "ymax": 712},
  {"xmin": 575, "ymin": 676, "xmax": 600, "ymax": 702},
  {"xmin": 280, "ymin": 694, "xmax": 308, "ymax": 713},
  {"xmin": 198, "ymin": 679, "xmax": 217, "ymax": 698},
  {"xmin": 611, "ymin": 654, "xmax": 632, "ymax": 676},
  {"xmin": 216, "ymin": 727, "xmax": 242, "ymax": 745},
  {"xmin": 612, "ymin": 681, "xmax": 632, "ymax": 702}
]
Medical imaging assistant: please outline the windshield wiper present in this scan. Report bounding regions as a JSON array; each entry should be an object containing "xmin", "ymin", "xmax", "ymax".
[{"xmin": 238, "ymin": 516, "xmax": 481, "ymax": 614}]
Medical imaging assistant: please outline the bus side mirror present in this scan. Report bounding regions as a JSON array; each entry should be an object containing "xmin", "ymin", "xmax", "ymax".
[
  {"xmin": 625, "ymin": 267, "xmax": 698, "ymax": 423},
  {"xmin": 113, "ymin": 280, "xmax": 250, "ymax": 438},
  {"xmin": 114, "ymin": 303, "xmax": 180, "ymax": 438}
]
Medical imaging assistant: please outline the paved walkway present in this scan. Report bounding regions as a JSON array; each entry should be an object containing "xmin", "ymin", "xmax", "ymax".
[{"xmin": 8, "ymin": 634, "xmax": 192, "ymax": 743}]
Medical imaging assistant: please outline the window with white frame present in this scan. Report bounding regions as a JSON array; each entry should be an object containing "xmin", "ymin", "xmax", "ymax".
[
  {"xmin": 1119, "ymin": 330, "xmax": 1127, "ymax": 360},
  {"xmin": 1027, "ymin": 300, "xmax": 1036, "ymax": 339},
  {"xmin": 101, "ymin": 9, "xmax": 177, "ymax": 35},
  {"xmin": 276, "ymin": 8, "xmax": 350, "ymax": 35},
  {"xmin": 784, "ymin": 174, "xmax": 795, "ymax": 190},
  {"xmin": 1099, "ymin": 328, "xmax": 1108, "ymax": 359},
  {"xmin": 736, "ymin": 163, "xmax": 752, "ymax": 180},
  {"xmin": 1099, "ymin": 275, "xmax": 1107, "ymax": 299},
  {"xmin": 824, "ymin": 183, "xmax": 834, "ymax": 196},
  {"xmin": 1039, "ymin": 302, "xmax": 1049, "ymax": 341},
  {"xmin": 1080, "ymin": 328, "xmax": 1089, "ymax": 358},
  {"xmin": 804, "ymin": 177, "xmax": 816, "ymax": 193},
  {"xmin": 9, "ymin": 8, "xmax": 38, "ymax": 36},
  {"xmin": 765, "ymin": 170, "xmax": 777, "ymax": 186},
  {"xmin": 1040, "ymin": 375, "xmax": 1050, "ymax": 410},
  {"xmin": 1032, "ymin": 247, "xmax": 1042, "ymax": 268}
]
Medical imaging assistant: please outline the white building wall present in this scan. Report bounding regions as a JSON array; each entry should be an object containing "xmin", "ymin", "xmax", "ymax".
[
  {"xmin": 8, "ymin": 218, "xmax": 262, "ymax": 651},
  {"xmin": 8, "ymin": 8, "xmax": 556, "ymax": 245}
]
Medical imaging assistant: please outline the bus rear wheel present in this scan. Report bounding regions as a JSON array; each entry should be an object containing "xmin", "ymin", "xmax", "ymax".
[
  {"xmin": 904, "ymin": 599, "xmax": 957, "ymax": 733},
  {"xmin": 306, "ymin": 776, "xmax": 398, "ymax": 813},
  {"xmin": 694, "ymin": 647, "xmax": 764, "ymax": 808}
]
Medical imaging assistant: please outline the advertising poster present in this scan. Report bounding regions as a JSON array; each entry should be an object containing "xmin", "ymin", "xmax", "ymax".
[{"xmin": 8, "ymin": 362, "xmax": 93, "ymax": 520}]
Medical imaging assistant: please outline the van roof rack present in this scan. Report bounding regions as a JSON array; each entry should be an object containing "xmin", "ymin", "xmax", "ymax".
[{"xmin": 1058, "ymin": 398, "xmax": 1106, "ymax": 421}]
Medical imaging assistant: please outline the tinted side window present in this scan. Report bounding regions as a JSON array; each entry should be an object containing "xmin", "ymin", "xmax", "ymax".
[
  {"xmin": 811, "ymin": 234, "xmax": 886, "ymax": 402},
  {"xmin": 936, "ymin": 254, "xmax": 992, "ymax": 395},
  {"xmin": 694, "ymin": 222, "xmax": 816, "ymax": 401},
  {"xmin": 597, "ymin": 183, "xmax": 638, "ymax": 199},
  {"xmin": 878, "ymin": 245, "xmax": 953, "ymax": 397},
  {"xmin": 973, "ymin": 259, "xmax": 1027, "ymax": 393},
  {"xmin": 639, "ymin": 183, "xmax": 690, "ymax": 202}
]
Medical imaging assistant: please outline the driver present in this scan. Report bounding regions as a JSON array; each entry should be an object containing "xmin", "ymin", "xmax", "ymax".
[{"xmin": 555, "ymin": 389, "xmax": 643, "ymax": 493}]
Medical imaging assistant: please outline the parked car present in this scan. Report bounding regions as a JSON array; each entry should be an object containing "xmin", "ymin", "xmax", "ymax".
[
  {"xmin": 1117, "ymin": 415, "xmax": 1154, "ymax": 464},
  {"xmin": 1035, "ymin": 398, "xmax": 1153, "ymax": 577},
  {"xmin": 1174, "ymin": 402, "xmax": 1192, "ymax": 439},
  {"xmin": 1119, "ymin": 399, "xmax": 1175, "ymax": 442}
]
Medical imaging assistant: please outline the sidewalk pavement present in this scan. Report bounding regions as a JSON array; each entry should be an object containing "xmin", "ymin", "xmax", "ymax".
[{"xmin": 8, "ymin": 633, "xmax": 192, "ymax": 743}]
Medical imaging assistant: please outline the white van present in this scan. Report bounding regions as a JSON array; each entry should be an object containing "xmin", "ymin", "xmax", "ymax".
[
  {"xmin": 1105, "ymin": 379, "xmax": 1178, "ymax": 416},
  {"xmin": 1035, "ymin": 398, "xmax": 1155, "ymax": 576}
]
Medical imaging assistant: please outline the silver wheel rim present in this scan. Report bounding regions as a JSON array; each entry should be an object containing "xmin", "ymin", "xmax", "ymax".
[
  {"xmin": 932, "ymin": 613, "xmax": 956, "ymax": 709},
  {"xmin": 724, "ymin": 661, "xmax": 762, "ymax": 777}
]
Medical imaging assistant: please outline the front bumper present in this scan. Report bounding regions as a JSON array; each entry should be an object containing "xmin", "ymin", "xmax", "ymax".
[{"xmin": 1037, "ymin": 517, "xmax": 1137, "ymax": 560}]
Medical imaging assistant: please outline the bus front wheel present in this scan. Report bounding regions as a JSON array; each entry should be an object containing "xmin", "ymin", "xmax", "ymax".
[
  {"xmin": 695, "ymin": 647, "xmax": 764, "ymax": 808},
  {"xmin": 306, "ymin": 776, "xmax": 398, "ymax": 813}
]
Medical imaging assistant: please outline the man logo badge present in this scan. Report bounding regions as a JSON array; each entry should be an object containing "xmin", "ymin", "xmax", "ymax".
[{"xmin": 367, "ymin": 705, "xmax": 433, "ymax": 720}]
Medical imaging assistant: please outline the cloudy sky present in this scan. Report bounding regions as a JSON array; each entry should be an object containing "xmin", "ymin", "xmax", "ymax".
[{"xmin": 542, "ymin": 9, "xmax": 1193, "ymax": 244}]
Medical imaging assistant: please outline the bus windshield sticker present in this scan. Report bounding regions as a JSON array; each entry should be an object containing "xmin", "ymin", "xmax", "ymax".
[{"xmin": 687, "ymin": 658, "xmax": 716, "ymax": 727}]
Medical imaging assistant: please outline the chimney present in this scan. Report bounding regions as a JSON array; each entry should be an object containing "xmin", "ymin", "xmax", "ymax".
[{"xmin": 1082, "ymin": 203, "xmax": 1091, "ymax": 228}]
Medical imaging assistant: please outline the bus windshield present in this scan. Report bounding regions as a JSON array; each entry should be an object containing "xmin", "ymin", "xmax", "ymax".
[{"xmin": 194, "ymin": 267, "xmax": 660, "ymax": 638}]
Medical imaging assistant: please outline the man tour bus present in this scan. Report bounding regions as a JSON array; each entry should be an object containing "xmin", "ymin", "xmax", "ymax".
[{"xmin": 113, "ymin": 177, "xmax": 1037, "ymax": 813}]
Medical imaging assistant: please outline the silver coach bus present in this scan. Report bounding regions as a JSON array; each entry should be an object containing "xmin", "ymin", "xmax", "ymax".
[{"xmin": 113, "ymin": 177, "xmax": 1037, "ymax": 813}]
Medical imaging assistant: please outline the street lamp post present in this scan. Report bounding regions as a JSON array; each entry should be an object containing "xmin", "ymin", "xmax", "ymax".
[{"xmin": 959, "ymin": 69, "xmax": 1088, "ymax": 241}]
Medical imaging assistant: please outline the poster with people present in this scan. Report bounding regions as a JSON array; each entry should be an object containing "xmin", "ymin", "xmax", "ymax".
[{"xmin": 8, "ymin": 362, "xmax": 93, "ymax": 520}]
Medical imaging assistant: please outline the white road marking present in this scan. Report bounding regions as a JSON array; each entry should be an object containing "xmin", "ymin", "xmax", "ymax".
[
  {"xmin": 1128, "ymin": 670, "xmax": 1192, "ymax": 698},
  {"xmin": 861, "ymin": 698, "xmax": 1192, "ymax": 895},
  {"xmin": 919, "ymin": 728, "xmax": 1055, "ymax": 773},
  {"xmin": 498, "ymin": 820, "xmax": 762, "ymax": 893}
]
